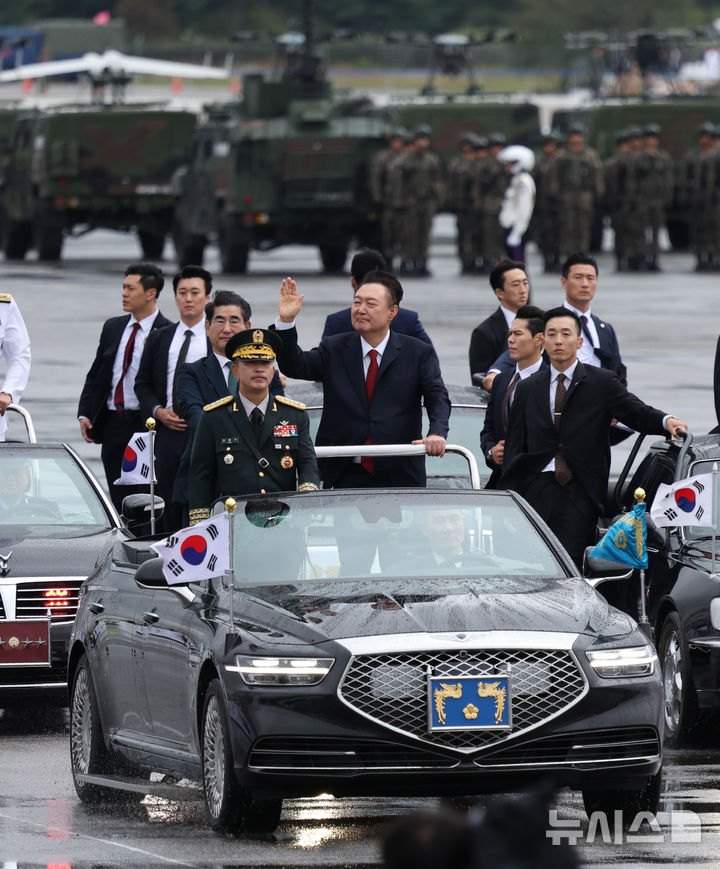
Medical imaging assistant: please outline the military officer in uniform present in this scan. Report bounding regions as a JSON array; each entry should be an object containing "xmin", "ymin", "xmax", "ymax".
[
  {"xmin": 0, "ymin": 292, "xmax": 31, "ymax": 442},
  {"xmin": 188, "ymin": 329, "xmax": 319, "ymax": 525}
]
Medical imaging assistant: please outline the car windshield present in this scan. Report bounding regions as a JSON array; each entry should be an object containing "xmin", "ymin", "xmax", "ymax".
[
  {"xmin": 0, "ymin": 447, "xmax": 112, "ymax": 537},
  {"xmin": 231, "ymin": 491, "xmax": 565, "ymax": 588}
]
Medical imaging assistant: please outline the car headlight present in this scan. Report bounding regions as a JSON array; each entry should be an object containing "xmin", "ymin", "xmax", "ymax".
[
  {"xmin": 225, "ymin": 655, "xmax": 334, "ymax": 686},
  {"xmin": 585, "ymin": 645, "xmax": 657, "ymax": 678}
]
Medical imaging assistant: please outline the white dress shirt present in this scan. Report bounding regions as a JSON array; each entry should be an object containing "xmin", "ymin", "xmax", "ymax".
[
  {"xmin": 563, "ymin": 301, "xmax": 600, "ymax": 368},
  {"xmin": 107, "ymin": 310, "xmax": 159, "ymax": 411},
  {"xmin": 238, "ymin": 392, "xmax": 270, "ymax": 419},
  {"xmin": 163, "ymin": 319, "xmax": 207, "ymax": 409}
]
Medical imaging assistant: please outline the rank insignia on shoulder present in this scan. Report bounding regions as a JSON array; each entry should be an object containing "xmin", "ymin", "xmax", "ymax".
[
  {"xmin": 0, "ymin": 293, "xmax": 12, "ymax": 303},
  {"xmin": 203, "ymin": 395, "xmax": 233, "ymax": 412},
  {"xmin": 276, "ymin": 395, "xmax": 306, "ymax": 410}
]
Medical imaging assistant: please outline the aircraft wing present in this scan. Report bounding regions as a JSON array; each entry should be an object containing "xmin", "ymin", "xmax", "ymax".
[
  {"xmin": 0, "ymin": 56, "xmax": 98, "ymax": 82},
  {"xmin": 116, "ymin": 54, "xmax": 229, "ymax": 79}
]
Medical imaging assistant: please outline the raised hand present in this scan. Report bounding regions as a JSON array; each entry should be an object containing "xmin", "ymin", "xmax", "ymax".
[{"xmin": 278, "ymin": 277, "xmax": 304, "ymax": 323}]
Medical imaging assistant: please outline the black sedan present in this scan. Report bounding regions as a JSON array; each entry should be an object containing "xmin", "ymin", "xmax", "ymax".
[
  {"xmin": 612, "ymin": 431, "xmax": 720, "ymax": 746},
  {"xmin": 0, "ymin": 441, "xmax": 125, "ymax": 706},
  {"xmin": 69, "ymin": 487, "xmax": 663, "ymax": 834}
]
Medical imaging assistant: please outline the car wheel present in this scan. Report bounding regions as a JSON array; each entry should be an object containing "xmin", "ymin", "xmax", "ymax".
[
  {"xmin": 582, "ymin": 766, "xmax": 662, "ymax": 826},
  {"xmin": 659, "ymin": 612, "xmax": 698, "ymax": 747},
  {"xmin": 201, "ymin": 680, "xmax": 245, "ymax": 832},
  {"xmin": 70, "ymin": 655, "xmax": 118, "ymax": 802}
]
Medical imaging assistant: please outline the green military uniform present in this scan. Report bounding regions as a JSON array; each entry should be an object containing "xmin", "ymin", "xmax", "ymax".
[{"xmin": 188, "ymin": 329, "xmax": 319, "ymax": 525}]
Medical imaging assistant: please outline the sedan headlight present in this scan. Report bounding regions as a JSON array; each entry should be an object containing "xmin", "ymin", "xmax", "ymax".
[
  {"xmin": 585, "ymin": 645, "xmax": 657, "ymax": 678},
  {"xmin": 226, "ymin": 655, "xmax": 334, "ymax": 686}
]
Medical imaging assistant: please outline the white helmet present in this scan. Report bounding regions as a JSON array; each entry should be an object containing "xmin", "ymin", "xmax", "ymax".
[{"xmin": 497, "ymin": 144, "xmax": 535, "ymax": 173}]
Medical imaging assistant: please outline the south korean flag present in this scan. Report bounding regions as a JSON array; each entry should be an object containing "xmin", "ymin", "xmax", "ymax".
[
  {"xmin": 650, "ymin": 473, "xmax": 715, "ymax": 528},
  {"xmin": 114, "ymin": 432, "xmax": 157, "ymax": 485},
  {"xmin": 150, "ymin": 515, "xmax": 230, "ymax": 585}
]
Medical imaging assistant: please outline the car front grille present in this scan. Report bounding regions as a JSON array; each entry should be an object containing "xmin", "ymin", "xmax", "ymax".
[
  {"xmin": 14, "ymin": 579, "xmax": 84, "ymax": 625},
  {"xmin": 474, "ymin": 727, "xmax": 661, "ymax": 767},
  {"xmin": 248, "ymin": 736, "xmax": 459, "ymax": 770},
  {"xmin": 339, "ymin": 649, "xmax": 587, "ymax": 753}
]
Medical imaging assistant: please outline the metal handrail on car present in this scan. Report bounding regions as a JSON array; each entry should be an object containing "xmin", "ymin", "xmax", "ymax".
[
  {"xmin": 4, "ymin": 403, "xmax": 37, "ymax": 443},
  {"xmin": 313, "ymin": 443, "xmax": 481, "ymax": 489},
  {"xmin": 673, "ymin": 428, "xmax": 692, "ymax": 481}
]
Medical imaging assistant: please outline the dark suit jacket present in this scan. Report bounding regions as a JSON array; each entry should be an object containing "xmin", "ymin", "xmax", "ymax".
[
  {"xmin": 134, "ymin": 321, "xmax": 182, "ymax": 418},
  {"xmin": 487, "ymin": 313, "xmax": 627, "ymax": 385},
  {"xmin": 468, "ymin": 307, "xmax": 509, "ymax": 378},
  {"xmin": 323, "ymin": 306, "xmax": 433, "ymax": 347},
  {"xmin": 501, "ymin": 363, "xmax": 667, "ymax": 512},
  {"xmin": 77, "ymin": 311, "xmax": 172, "ymax": 443},
  {"xmin": 275, "ymin": 328, "xmax": 451, "ymax": 488}
]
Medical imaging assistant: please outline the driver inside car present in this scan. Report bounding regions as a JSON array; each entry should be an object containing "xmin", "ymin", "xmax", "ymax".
[{"xmin": 0, "ymin": 458, "xmax": 61, "ymax": 522}]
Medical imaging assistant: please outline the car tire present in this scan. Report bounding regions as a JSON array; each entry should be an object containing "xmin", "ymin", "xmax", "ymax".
[
  {"xmin": 582, "ymin": 766, "xmax": 662, "ymax": 826},
  {"xmin": 201, "ymin": 680, "xmax": 282, "ymax": 835},
  {"xmin": 70, "ymin": 655, "xmax": 120, "ymax": 803},
  {"xmin": 659, "ymin": 611, "xmax": 698, "ymax": 747},
  {"xmin": 201, "ymin": 679, "xmax": 245, "ymax": 832}
]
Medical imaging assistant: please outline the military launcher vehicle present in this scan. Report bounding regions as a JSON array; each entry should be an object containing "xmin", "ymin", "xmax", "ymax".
[{"xmin": 2, "ymin": 106, "xmax": 196, "ymax": 261}]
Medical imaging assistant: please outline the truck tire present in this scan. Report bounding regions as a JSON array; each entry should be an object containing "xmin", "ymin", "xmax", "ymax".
[
  {"xmin": 138, "ymin": 230, "xmax": 165, "ymax": 260},
  {"xmin": 36, "ymin": 221, "xmax": 63, "ymax": 261},
  {"xmin": 4, "ymin": 219, "xmax": 32, "ymax": 260},
  {"xmin": 172, "ymin": 220, "xmax": 206, "ymax": 267},
  {"xmin": 219, "ymin": 231, "xmax": 249, "ymax": 273}
]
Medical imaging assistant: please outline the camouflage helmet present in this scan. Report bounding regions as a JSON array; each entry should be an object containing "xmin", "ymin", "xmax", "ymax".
[
  {"xmin": 414, "ymin": 124, "xmax": 432, "ymax": 140},
  {"xmin": 473, "ymin": 135, "xmax": 489, "ymax": 150},
  {"xmin": 698, "ymin": 120, "xmax": 715, "ymax": 136},
  {"xmin": 488, "ymin": 132, "xmax": 507, "ymax": 147},
  {"xmin": 567, "ymin": 122, "xmax": 586, "ymax": 136},
  {"xmin": 459, "ymin": 131, "xmax": 477, "ymax": 147},
  {"xmin": 626, "ymin": 124, "xmax": 644, "ymax": 139},
  {"xmin": 643, "ymin": 123, "xmax": 661, "ymax": 137},
  {"xmin": 390, "ymin": 126, "xmax": 407, "ymax": 140},
  {"xmin": 614, "ymin": 128, "xmax": 630, "ymax": 144},
  {"xmin": 544, "ymin": 129, "xmax": 563, "ymax": 145}
]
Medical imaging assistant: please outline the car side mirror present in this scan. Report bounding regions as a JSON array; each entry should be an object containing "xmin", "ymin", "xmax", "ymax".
[
  {"xmin": 121, "ymin": 493, "xmax": 165, "ymax": 531},
  {"xmin": 583, "ymin": 552, "xmax": 634, "ymax": 588},
  {"xmin": 135, "ymin": 556, "xmax": 196, "ymax": 604}
]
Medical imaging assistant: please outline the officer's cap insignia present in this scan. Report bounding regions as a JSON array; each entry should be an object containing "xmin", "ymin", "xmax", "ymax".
[
  {"xmin": 276, "ymin": 395, "xmax": 306, "ymax": 410},
  {"xmin": 203, "ymin": 395, "xmax": 233, "ymax": 412},
  {"xmin": 0, "ymin": 293, "xmax": 12, "ymax": 303},
  {"xmin": 253, "ymin": 329, "xmax": 263, "ymax": 343}
]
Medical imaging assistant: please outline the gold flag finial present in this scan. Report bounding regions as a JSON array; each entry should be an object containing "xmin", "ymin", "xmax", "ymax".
[
  {"xmin": 224, "ymin": 497, "xmax": 237, "ymax": 513},
  {"xmin": 146, "ymin": 417, "xmax": 156, "ymax": 431},
  {"xmin": 634, "ymin": 487, "xmax": 646, "ymax": 504}
]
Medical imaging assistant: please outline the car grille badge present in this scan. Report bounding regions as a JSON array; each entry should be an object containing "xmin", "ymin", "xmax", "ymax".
[{"xmin": 0, "ymin": 551, "xmax": 12, "ymax": 576}]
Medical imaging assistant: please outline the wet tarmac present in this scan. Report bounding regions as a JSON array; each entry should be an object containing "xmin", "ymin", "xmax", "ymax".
[{"xmin": 1, "ymin": 225, "xmax": 719, "ymax": 866}]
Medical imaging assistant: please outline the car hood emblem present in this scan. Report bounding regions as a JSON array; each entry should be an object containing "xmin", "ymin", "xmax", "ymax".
[{"xmin": 0, "ymin": 551, "xmax": 12, "ymax": 576}]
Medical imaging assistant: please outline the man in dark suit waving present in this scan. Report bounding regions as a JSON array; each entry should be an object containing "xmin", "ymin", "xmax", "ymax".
[
  {"xmin": 275, "ymin": 270, "xmax": 450, "ymax": 489},
  {"xmin": 322, "ymin": 248, "xmax": 433, "ymax": 347},
  {"xmin": 78, "ymin": 263, "xmax": 171, "ymax": 510},
  {"xmin": 501, "ymin": 307, "xmax": 687, "ymax": 566}
]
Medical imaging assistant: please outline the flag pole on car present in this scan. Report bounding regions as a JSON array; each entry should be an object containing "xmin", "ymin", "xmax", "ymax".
[
  {"xmin": 224, "ymin": 498, "xmax": 237, "ymax": 636},
  {"xmin": 146, "ymin": 417, "xmax": 157, "ymax": 535}
]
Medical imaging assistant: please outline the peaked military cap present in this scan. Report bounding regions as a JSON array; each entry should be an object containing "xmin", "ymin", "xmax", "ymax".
[{"xmin": 226, "ymin": 328, "xmax": 283, "ymax": 361}]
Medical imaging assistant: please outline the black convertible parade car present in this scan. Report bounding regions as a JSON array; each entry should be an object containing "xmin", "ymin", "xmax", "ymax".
[{"xmin": 68, "ymin": 484, "xmax": 663, "ymax": 834}]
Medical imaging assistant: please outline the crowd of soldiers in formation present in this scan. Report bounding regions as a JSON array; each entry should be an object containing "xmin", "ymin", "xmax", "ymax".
[{"xmin": 371, "ymin": 120, "xmax": 718, "ymax": 276}]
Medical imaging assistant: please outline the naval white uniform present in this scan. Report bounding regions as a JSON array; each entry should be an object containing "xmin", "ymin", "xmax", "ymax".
[{"xmin": 0, "ymin": 293, "xmax": 31, "ymax": 441}]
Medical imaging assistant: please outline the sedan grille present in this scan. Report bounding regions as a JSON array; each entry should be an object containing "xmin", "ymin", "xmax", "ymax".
[
  {"xmin": 248, "ymin": 736, "xmax": 458, "ymax": 770},
  {"xmin": 339, "ymin": 649, "xmax": 587, "ymax": 753},
  {"xmin": 15, "ymin": 579, "xmax": 83, "ymax": 625},
  {"xmin": 475, "ymin": 727, "xmax": 660, "ymax": 767}
]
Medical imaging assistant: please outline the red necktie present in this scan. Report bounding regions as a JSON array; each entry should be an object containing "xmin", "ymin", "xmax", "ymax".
[
  {"xmin": 113, "ymin": 322, "xmax": 140, "ymax": 409},
  {"xmin": 361, "ymin": 349, "xmax": 379, "ymax": 474}
]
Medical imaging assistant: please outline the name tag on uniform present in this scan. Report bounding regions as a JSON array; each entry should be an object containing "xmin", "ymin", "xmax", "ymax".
[
  {"xmin": 220, "ymin": 437, "xmax": 240, "ymax": 445},
  {"xmin": 273, "ymin": 422, "xmax": 298, "ymax": 437}
]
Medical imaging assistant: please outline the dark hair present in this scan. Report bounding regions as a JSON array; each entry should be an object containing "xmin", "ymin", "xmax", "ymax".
[
  {"xmin": 172, "ymin": 264, "xmax": 213, "ymax": 295},
  {"xmin": 124, "ymin": 262, "xmax": 164, "ymax": 297},
  {"xmin": 561, "ymin": 252, "xmax": 598, "ymax": 278},
  {"xmin": 545, "ymin": 305, "xmax": 581, "ymax": 334},
  {"xmin": 489, "ymin": 259, "xmax": 526, "ymax": 292},
  {"xmin": 205, "ymin": 290, "xmax": 252, "ymax": 323},
  {"xmin": 359, "ymin": 269, "xmax": 404, "ymax": 306},
  {"xmin": 514, "ymin": 304, "xmax": 545, "ymax": 337},
  {"xmin": 350, "ymin": 248, "xmax": 386, "ymax": 285}
]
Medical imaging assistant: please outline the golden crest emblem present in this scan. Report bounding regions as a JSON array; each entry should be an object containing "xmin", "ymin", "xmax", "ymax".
[
  {"xmin": 281, "ymin": 455, "xmax": 294, "ymax": 469},
  {"xmin": 253, "ymin": 329, "xmax": 264, "ymax": 344}
]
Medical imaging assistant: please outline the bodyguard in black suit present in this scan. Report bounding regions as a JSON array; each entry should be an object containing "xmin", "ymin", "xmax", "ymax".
[
  {"xmin": 78, "ymin": 263, "xmax": 170, "ymax": 511},
  {"xmin": 135, "ymin": 265, "xmax": 213, "ymax": 531},
  {"xmin": 480, "ymin": 305, "xmax": 546, "ymax": 489},
  {"xmin": 321, "ymin": 247, "xmax": 434, "ymax": 347},
  {"xmin": 468, "ymin": 259, "xmax": 529, "ymax": 380},
  {"xmin": 501, "ymin": 307, "xmax": 687, "ymax": 566},
  {"xmin": 275, "ymin": 270, "xmax": 450, "ymax": 489}
]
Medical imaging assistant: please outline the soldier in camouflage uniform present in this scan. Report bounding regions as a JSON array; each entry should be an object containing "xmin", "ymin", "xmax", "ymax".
[
  {"xmin": 473, "ymin": 132, "xmax": 507, "ymax": 273},
  {"xmin": 447, "ymin": 133, "xmax": 480, "ymax": 274},
  {"xmin": 603, "ymin": 129, "xmax": 633, "ymax": 271},
  {"xmin": 702, "ymin": 125, "xmax": 720, "ymax": 271},
  {"xmin": 370, "ymin": 128, "xmax": 406, "ymax": 269},
  {"xmin": 532, "ymin": 131, "xmax": 563, "ymax": 272},
  {"xmin": 680, "ymin": 121, "xmax": 715, "ymax": 271},
  {"xmin": 390, "ymin": 125, "xmax": 445, "ymax": 277},
  {"xmin": 547, "ymin": 123, "xmax": 603, "ymax": 258},
  {"xmin": 469, "ymin": 135, "xmax": 488, "ymax": 272},
  {"xmin": 636, "ymin": 124, "xmax": 673, "ymax": 271}
]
